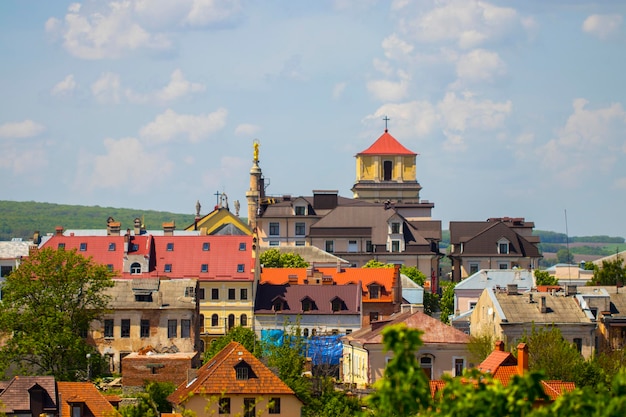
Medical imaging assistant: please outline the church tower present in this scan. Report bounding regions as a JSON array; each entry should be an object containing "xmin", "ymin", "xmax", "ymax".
[
  {"xmin": 351, "ymin": 128, "xmax": 422, "ymax": 204},
  {"xmin": 246, "ymin": 140, "xmax": 264, "ymax": 230}
]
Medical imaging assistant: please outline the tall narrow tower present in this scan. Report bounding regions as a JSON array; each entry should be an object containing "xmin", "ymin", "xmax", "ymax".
[{"xmin": 246, "ymin": 140, "xmax": 263, "ymax": 230}]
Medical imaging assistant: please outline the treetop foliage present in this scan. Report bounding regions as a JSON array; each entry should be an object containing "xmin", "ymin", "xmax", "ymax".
[
  {"xmin": 590, "ymin": 256, "xmax": 626, "ymax": 286},
  {"xmin": 259, "ymin": 248, "xmax": 309, "ymax": 268},
  {"xmin": 0, "ymin": 247, "xmax": 115, "ymax": 380},
  {"xmin": 534, "ymin": 270, "xmax": 558, "ymax": 286}
]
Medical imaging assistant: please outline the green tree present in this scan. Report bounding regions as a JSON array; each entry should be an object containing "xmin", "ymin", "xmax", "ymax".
[
  {"xmin": 556, "ymin": 248, "xmax": 574, "ymax": 264},
  {"xmin": 534, "ymin": 269, "xmax": 558, "ymax": 286},
  {"xmin": 0, "ymin": 248, "xmax": 114, "ymax": 380},
  {"xmin": 521, "ymin": 325, "xmax": 593, "ymax": 386},
  {"xmin": 260, "ymin": 248, "xmax": 309, "ymax": 267},
  {"xmin": 204, "ymin": 326, "xmax": 260, "ymax": 362},
  {"xmin": 304, "ymin": 377, "xmax": 362, "ymax": 417},
  {"xmin": 400, "ymin": 265, "xmax": 426, "ymax": 285},
  {"xmin": 400, "ymin": 265, "xmax": 439, "ymax": 316},
  {"xmin": 439, "ymin": 281, "xmax": 455, "ymax": 324},
  {"xmin": 365, "ymin": 323, "xmax": 431, "ymax": 416},
  {"xmin": 590, "ymin": 256, "xmax": 626, "ymax": 286},
  {"xmin": 264, "ymin": 324, "xmax": 312, "ymax": 405},
  {"xmin": 467, "ymin": 333, "xmax": 496, "ymax": 364},
  {"xmin": 362, "ymin": 259, "xmax": 394, "ymax": 268}
]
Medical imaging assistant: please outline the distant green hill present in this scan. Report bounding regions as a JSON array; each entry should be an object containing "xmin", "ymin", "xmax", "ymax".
[{"xmin": 0, "ymin": 200, "xmax": 196, "ymax": 241}]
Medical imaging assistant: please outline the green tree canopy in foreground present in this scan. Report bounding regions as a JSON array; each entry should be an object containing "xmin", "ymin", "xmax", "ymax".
[
  {"xmin": 534, "ymin": 269, "xmax": 558, "ymax": 286},
  {"xmin": 0, "ymin": 247, "xmax": 114, "ymax": 380}
]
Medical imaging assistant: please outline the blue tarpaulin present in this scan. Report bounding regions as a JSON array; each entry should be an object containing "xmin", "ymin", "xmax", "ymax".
[{"xmin": 261, "ymin": 329, "xmax": 344, "ymax": 366}]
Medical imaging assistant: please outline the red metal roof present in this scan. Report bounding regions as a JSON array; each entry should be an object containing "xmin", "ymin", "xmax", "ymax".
[
  {"xmin": 357, "ymin": 130, "xmax": 417, "ymax": 156},
  {"xmin": 41, "ymin": 234, "xmax": 253, "ymax": 281}
]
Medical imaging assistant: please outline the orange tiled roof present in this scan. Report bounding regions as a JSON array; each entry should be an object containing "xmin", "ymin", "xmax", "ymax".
[
  {"xmin": 358, "ymin": 130, "xmax": 417, "ymax": 156},
  {"xmin": 477, "ymin": 350, "xmax": 516, "ymax": 374},
  {"xmin": 168, "ymin": 342, "xmax": 299, "ymax": 406},
  {"xmin": 57, "ymin": 382, "xmax": 120, "ymax": 417},
  {"xmin": 541, "ymin": 381, "xmax": 576, "ymax": 400},
  {"xmin": 260, "ymin": 267, "xmax": 397, "ymax": 303}
]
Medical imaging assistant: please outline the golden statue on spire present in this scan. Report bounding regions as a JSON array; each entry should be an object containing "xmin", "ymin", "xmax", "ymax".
[{"xmin": 253, "ymin": 139, "xmax": 260, "ymax": 163}]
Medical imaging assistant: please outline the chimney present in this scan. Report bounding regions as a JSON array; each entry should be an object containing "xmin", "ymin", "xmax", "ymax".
[
  {"xmin": 288, "ymin": 274, "xmax": 298, "ymax": 284},
  {"xmin": 540, "ymin": 296, "xmax": 547, "ymax": 313},
  {"xmin": 517, "ymin": 343, "xmax": 529, "ymax": 374},
  {"xmin": 566, "ymin": 285, "xmax": 577, "ymax": 296},
  {"xmin": 107, "ymin": 217, "xmax": 121, "ymax": 236},
  {"xmin": 134, "ymin": 218, "xmax": 141, "ymax": 235},
  {"xmin": 162, "ymin": 221, "xmax": 175, "ymax": 236},
  {"xmin": 33, "ymin": 231, "xmax": 41, "ymax": 245},
  {"xmin": 55, "ymin": 226, "xmax": 64, "ymax": 236},
  {"xmin": 495, "ymin": 340, "xmax": 505, "ymax": 352},
  {"xmin": 337, "ymin": 260, "xmax": 342, "ymax": 273},
  {"xmin": 124, "ymin": 232, "xmax": 130, "ymax": 254},
  {"xmin": 507, "ymin": 284, "xmax": 518, "ymax": 295}
]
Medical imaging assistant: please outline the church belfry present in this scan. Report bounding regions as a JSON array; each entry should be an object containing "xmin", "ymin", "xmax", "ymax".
[{"xmin": 351, "ymin": 128, "xmax": 422, "ymax": 204}]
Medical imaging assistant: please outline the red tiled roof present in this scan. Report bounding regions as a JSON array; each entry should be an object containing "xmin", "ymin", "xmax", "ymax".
[
  {"xmin": 168, "ymin": 342, "xmax": 299, "ymax": 406},
  {"xmin": 357, "ymin": 130, "xmax": 417, "ymax": 156},
  {"xmin": 541, "ymin": 381, "xmax": 576, "ymax": 400},
  {"xmin": 41, "ymin": 234, "xmax": 254, "ymax": 281},
  {"xmin": 260, "ymin": 267, "xmax": 397, "ymax": 303},
  {"xmin": 57, "ymin": 382, "xmax": 120, "ymax": 417},
  {"xmin": 477, "ymin": 350, "xmax": 516, "ymax": 374}
]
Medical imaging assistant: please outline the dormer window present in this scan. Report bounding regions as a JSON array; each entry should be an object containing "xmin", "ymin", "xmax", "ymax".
[
  {"xmin": 295, "ymin": 206, "xmax": 306, "ymax": 216},
  {"xmin": 498, "ymin": 238, "xmax": 510, "ymax": 254},
  {"xmin": 272, "ymin": 297, "xmax": 286, "ymax": 312},
  {"xmin": 391, "ymin": 222, "xmax": 401, "ymax": 234},
  {"xmin": 235, "ymin": 361, "xmax": 255, "ymax": 380},
  {"xmin": 331, "ymin": 297, "xmax": 344, "ymax": 312},
  {"xmin": 58, "ymin": 243, "xmax": 65, "ymax": 249},
  {"xmin": 166, "ymin": 242, "xmax": 174, "ymax": 251},
  {"xmin": 369, "ymin": 284, "xmax": 381, "ymax": 300},
  {"xmin": 130, "ymin": 263, "xmax": 141, "ymax": 274},
  {"xmin": 301, "ymin": 297, "xmax": 315, "ymax": 312}
]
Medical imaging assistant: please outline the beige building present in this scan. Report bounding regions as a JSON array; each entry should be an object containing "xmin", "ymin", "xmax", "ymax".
[
  {"xmin": 470, "ymin": 285, "xmax": 596, "ymax": 359},
  {"xmin": 90, "ymin": 278, "xmax": 200, "ymax": 373},
  {"xmin": 342, "ymin": 308, "xmax": 470, "ymax": 388},
  {"xmin": 168, "ymin": 341, "xmax": 303, "ymax": 416}
]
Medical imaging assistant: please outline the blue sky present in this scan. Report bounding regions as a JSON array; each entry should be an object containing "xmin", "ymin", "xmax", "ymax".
[{"xmin": 1, "ymin": 1, "xmax": 625, "ymax": 238}]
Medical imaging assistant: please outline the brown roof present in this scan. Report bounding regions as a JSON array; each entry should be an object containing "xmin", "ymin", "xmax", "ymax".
[
  {"xmin": 449, "ymin": 220, "xmax": 540, "ymax": 257},
  {"xmin": 57, "ymin": 382, "xmax": 121, "ymax": 417},
  {"xmin": 495, "ymin": 292, "xmax": 592, "ymax": 324},
  {"xmin": 344, "ymin": 310, "xmax": 469, "ymax": 345},
  {"xmin": 254, "ymin": 282, "xmax": 361, "ymax": 315},
  {"xmin": 168, "ymin": 342, "xmax": 299, "ymax": 406},
  {"xmin": 0, "ymin": 376, "xmax": 57, "ymax": 413}
]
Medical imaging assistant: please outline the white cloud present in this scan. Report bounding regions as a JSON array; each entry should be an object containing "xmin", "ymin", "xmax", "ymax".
[
  {"xmin": 234, "ymin": 124, "xmax": 260, "ymax": 136},
  {"xmin": 438, "ymin": 91, "xmax": 512, "ymax": 132},
  {"xmin": 51, "ymin": 74, "xmax": 77, "ymax": 96},
  {"xmin": 367, "ymin": 69, "xmax": 411, "ymax": 102},
  {"xmin": 201, "ymin": 155, "xmax": 248, "ymax": 190},
  {"xmin": 382, "ymin": 34, "xmax": 414, "ymax": 60},
  {"xmin": 126, "ymin": 69, "xmax": 206, "ymax": 104},
  {"xmin": 613, "ymin": 177, "xmax": 626, "ymax": 190},
  {"xmin": 91, "ymin": 72, "xmax": 121, "ymax": 104},
  {"xmin": 366, "ymin": 101, "xmax": 438, "ymax": 138},
  {"xmin": 538, "ymin": 99, "xmax": 626, "ymax": 186},
  {"xmin": 184, "ymin": 0, "xmax": 243, "ymax": 27},
  {"xmin": 89, "ymin": 137, "xmax": 173, "ymax": 188},
  {"xmin": 582, "ymin": 14, "xmax": 622, "ymax": 40},
  {"xmin": 455, "ymin": 48, "xmax": 506, "ymax": 83},
  {"xmin": 0, "ymin": 120, "xmax": 45, "ymax": 139},
  {"xmin": 400, "ymin": 0, "xmax": 522, "ymax": 49},
  {"xmin": 139, "ymin": 108, "xmax": 228, "ymax": 143},
  {"xmin": 0, "ymin": 146, "xmax": 49, "ymax": 174},
  {"xmin": 46, "ymin": 1, "xmax": 171, "ymax": 59},
  {"xmin": 332, "ymin": 82, "xmax": 347, "ymax": 100}
]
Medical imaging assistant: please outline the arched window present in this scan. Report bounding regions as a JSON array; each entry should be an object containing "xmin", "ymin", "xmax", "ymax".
[
  {"xmin": 130, "ymin": 262, "xmax": 141, "ymax": 274},
  {"xmin": 228, "ymin": 314, "xmax": 235, "ymax": 330},
  {"xmin": 199, "ymin": 314, "xmax": 205, "ymax": 333},
  {"xmin": 240, "ymin": 314, "xmax": 247, "ymax": 327},
  {"xmin": 211, "ymin": 314, "xmax": 219, "ymax": 327},
  {"xmin": 303, "ymin": 328, "xmax": 309, "ymax": 338},
  {"xmin": 383, "ymin": 160, "xmax": 393, "ymax": 181}
]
